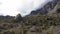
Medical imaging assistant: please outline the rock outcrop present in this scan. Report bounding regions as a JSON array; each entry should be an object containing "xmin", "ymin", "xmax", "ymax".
[{"xmin": 29, "ymin": 0, "xmax": 60, "ymax": 15}]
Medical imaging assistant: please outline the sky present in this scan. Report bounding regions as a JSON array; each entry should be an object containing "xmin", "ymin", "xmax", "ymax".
[{"xmin": 0, "ymin": 0, "xmax": 52, "ymax": 16}]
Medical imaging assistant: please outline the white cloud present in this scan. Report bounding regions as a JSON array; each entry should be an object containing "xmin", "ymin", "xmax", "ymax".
[
  {"xmin": 0, "ymin": 0, "xmax": 49, "ymax": 16},
  {"xmin": 0, "ymin": 0, "xmax": 22, "ymax": 16},
  {"xmin": 18, "ymin": 0, "xmax": 47, "ymax": 16}
]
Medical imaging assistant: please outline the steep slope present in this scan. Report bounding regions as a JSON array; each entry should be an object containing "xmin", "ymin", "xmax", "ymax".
[{"xmin": 29, "ymin": 0, "xmax": 60, "ymax": 16}]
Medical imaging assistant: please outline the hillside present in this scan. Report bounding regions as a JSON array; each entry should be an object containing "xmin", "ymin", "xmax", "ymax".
[
  {"xmin": 29, "ymin": 0, "xmax": 60, "ymax": 16},
  {"xmin": 0, "ymin": 0, "xmax": 60, "ymax": 34}
]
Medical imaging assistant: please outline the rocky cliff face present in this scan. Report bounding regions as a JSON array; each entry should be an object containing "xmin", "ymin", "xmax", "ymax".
[{"xmin": 29, "ymin": 0, "xmax": 60, "ymax": 15}]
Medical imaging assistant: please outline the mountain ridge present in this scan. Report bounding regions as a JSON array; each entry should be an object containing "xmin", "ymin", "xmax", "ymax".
[{"xmin": 29, "ymin": 0, "xmax": 60, "ymax": 16}]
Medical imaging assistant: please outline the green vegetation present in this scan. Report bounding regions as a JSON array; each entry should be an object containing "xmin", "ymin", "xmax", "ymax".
[
  {"xmin": 0, "ymin": 11, "xmax": 60, "ymax": 34},
  {"xmin": 56, "ymin": 4, "xmax": 60, "ymax": 13},
  {"xmin": 0, "ymin": 2, "xmax": 60, "ymax": 34}
]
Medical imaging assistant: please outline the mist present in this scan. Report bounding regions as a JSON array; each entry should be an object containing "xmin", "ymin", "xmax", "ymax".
[{"xmin": 0, "ymin": 0, "xmax": 53, "ymax": 16}]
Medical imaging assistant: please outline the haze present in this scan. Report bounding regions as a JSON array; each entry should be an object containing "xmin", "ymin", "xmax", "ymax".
[{"xmin": 0, "ymin": 0, "xmax": 52, "ymax": 16}]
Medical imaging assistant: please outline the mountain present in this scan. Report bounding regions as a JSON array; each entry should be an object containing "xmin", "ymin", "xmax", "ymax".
[
  {"xmin": 0, "ymin": 0, "xmax": 60, "ymax": 34},
  {"xmin": 29, "ymin": 0, "xmax": 60, "ymax": 16}
]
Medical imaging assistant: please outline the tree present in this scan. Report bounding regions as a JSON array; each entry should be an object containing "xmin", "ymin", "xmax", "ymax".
[
  {"xmin": 56, "ymin": 8, "xmax": 60, "ymax": 13},
  {"xmin": 14, "ymin": 14, "xmax": 23, "ymax": 23}
]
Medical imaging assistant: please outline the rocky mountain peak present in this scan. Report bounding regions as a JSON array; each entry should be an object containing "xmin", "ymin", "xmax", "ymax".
[{"xmin": 29, "ymin": 0, "xmax": 60, "ymax": 16}]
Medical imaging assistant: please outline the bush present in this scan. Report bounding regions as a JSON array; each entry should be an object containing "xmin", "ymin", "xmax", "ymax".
[
  {"xmin": 56, "ymin": 8, "xmax": 60, "ymax": 13},
  {"xmin": 3, "ymin": 31, "xmax": 15, "ymax": 34}
]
